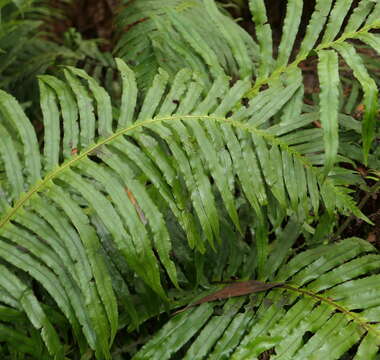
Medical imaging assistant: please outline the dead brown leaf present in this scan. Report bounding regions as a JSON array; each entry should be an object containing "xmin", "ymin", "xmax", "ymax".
[{"xmin": 173, "ymin": 280, "xmax": 283, "ymax": 315}]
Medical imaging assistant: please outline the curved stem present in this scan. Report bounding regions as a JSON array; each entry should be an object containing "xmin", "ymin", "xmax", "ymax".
[
  {"xmin": 247, "ymin": 21, "xmax": 380, "ymax": 98},
  {"xmin": 0, "ymin": 114, "xmax": 315, "ymax": 230},
  {"xmin": 282, "ymin": 284, "xmax": 380, "ymax": 338}
]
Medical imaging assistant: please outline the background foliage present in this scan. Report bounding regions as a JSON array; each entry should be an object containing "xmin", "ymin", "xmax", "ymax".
[{"xmin": 0, "ymin": 0, "xmax": 379, "ymax": 359}]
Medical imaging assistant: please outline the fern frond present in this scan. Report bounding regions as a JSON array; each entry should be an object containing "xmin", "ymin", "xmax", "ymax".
[
  {"xmin": 0, "ymin": 264, "xmax": 63, "ymax": 358},
  {"xmin": 135, "ymin": 238, "xmax": 380, "ymax": 360},
  {"xmin": 0, "ymin": 2, "xmax": 118, "ymax": 104},
  {"xmin": 0, "ymin": 60, "xmax": 369, "ymax": 356},
  {"xmin": 248, "ymin": 0, "xmax": 380, "ymax": 165},
  {"xmin": 114, "ymin": 0, "xmax": 258, "ymax": 91}
]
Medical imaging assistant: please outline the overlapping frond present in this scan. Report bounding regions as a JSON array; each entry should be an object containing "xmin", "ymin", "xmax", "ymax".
[
  {"xmin": 134, "ymin": 238, "xmax": 380, "ymax": 360},
  {"xmin": 248, "ymin": 0, "xmax": 380, "ymax": 165},
  {"xmin": 114, "ymin": 0, "xmax": 379, "ymax": 186},
  {"xmin": 0, "ymin": 0, "xmax": 117, "ymax": 104},
  {"xmin": 0, "ymin": 60, "xmax": 368, "ymax": 357},
  {"xmin": 0, "ymin": 1, "xmax": 45, "ymax": 89},
  {"xmin": 114, "ymin": 0, "xmax": 258, "ymax": 91},
  {"xmin": 0, "ymin": 0, "xmax": 378, "ymax": 358}
]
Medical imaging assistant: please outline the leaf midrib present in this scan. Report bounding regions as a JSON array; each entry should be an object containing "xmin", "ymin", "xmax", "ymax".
[
  {"xmin": 247, "ymin": 21, "xmax": 380, "ymax": 97},
  {"xmin": 0, "ymin": 114, "xmax": 313, "ymax": 230},
  {"xmin": 283, "ymin": 284, "xmax": 380, "ymax": 338}
]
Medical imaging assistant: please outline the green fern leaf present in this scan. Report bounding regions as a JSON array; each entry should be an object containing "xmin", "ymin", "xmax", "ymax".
[
  {"xmin": 135, "ymin": 238, "xmax": 380, "ymax": 360},
  {"xmin": 247, "ymin": 0, "xmax": 380, "ymax": 164},
  {"xmin": 0, "ymin": 59, "xmax": 371, "ymax": 357},
  {"xmin": 114, "ymin": 0, "xmax": 257, "ymax": 90}
]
